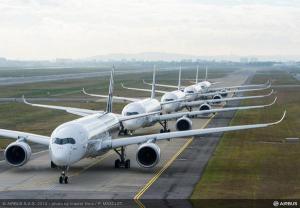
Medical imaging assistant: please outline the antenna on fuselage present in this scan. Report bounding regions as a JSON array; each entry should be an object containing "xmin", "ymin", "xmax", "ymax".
[
  {"xmin": 106, "ymin": 66, "xmax": 114, "ymax": 113},
  {"xmin": 196, "ymin": 65, "xmax": 199, "ymax": 83},
  {"xmin": 151, "ymin": 65, "xmax": 156, "ymax": 99},
  {"xmin": 178, "ymin": 65, "xmax": 182, "ymax": 90}
]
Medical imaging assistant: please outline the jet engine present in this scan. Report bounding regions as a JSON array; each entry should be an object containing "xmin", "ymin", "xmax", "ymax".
[
  {"xmin": 136, "ymin": 143, "xmax": 160, "ymax": 168},
  {"xmin": 220, "ymin": 89, "xmax": 228, "ymax": 97},
  {"xmin": 176, "ymin": 117, "xmax": 192, "ymax": 131},
  {"xmin": 212, "ymin": 94, "xmax": 222, "ymax": 104},
  {"xmin": 4, "ymin": 141, "xmax": 31, "ymax": 166},
  {"xmin": 199, "ymin": 103, "xmax": 211, "ymax": 111}
]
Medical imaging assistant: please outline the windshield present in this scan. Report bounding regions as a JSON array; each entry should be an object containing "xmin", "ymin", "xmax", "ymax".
[
  {"xmin": 187, "ymin": 91, "xmax": 194, "ymax": 93},
  {"xmin": 165, "ymin": 99, "xmax": 174, "ymax": 102},
  {"xmin": 126, "ymin": 112, "xmax": 139, "ymax": 116},
  {"xmin": 54, "ymin": 138, "xmax": 76, "ymax": 145}
]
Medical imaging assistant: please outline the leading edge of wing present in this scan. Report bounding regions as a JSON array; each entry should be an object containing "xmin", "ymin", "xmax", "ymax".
[{"xmin": 107, "ymin": 111, "xmax": 286, "ymax": 148}]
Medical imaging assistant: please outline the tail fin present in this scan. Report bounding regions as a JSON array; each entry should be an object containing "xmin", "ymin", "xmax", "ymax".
[
  {"xmin": 178, "ymin": 66, "xmax": 182, "ymax": 90},
  {"xmin": 106, "ymin": 66, "xmax": 114, "ymax": 113},
  {"xmin": 205, "ymin": 66, "xmax": 208, "ymax": 81},
  {"xmin": 151, "ymin": 65, "xmax": 156, "ymax": 99},
  {"xmin": 196, "ymin": 65, "xmax": 199, "ymax": 83}
]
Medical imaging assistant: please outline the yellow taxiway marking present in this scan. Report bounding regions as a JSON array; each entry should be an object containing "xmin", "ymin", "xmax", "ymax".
[{"xmin": 134, "ymin": 114, "xmax": 216, "ymax": 200}]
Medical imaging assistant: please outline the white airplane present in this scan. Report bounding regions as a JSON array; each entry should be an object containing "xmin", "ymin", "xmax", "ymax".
[
  {"xmin": 0, "ymin": 69, "xmax": 286, "ymax": 185},
  {"xmin": 142, "ymin": 66, "xmax": 271, "ymax": 99},
  {"xmin": 122, "ymin": 68, "xmax": 274, "ymax": 113},
  {"xmin": 83, "ymin": 68, "xmax": 277, "ymax": 134}
]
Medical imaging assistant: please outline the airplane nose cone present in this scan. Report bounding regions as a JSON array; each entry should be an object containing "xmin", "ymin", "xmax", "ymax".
[
  {"xmin": 162, "ymin": 104, "xmax": 175, "ymax": 113},
  {"xmin": 123, "ymin": 119, "xmax": 140, "ymax": 131},
  {"xmin": 51, "ymin": 145, "xmax": 71, "ymax": 166}
]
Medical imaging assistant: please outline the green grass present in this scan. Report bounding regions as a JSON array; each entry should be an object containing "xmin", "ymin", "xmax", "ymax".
[{"xmin": 191, "ymin": 69, "xmax": 300, "ymax": 199}]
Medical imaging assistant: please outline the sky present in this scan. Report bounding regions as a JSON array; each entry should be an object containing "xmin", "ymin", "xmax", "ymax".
[{"xmin": 0, "ymin": 0, "xmax": 300, "ymax": 60}]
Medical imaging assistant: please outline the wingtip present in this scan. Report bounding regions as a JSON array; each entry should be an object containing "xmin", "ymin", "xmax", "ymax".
[{"xmin": 273, "ymin": 110, "xmax": 286, "ymax": 125}]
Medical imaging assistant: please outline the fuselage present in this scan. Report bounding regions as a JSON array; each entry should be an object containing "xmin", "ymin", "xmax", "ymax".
[
  {"xmin": 49, "ymin": 113, "xmax": 120, "ymax": 167},
  {"xmin": 161, "ymin": 90, "xmax": 185, "ymax": 113},
  {"xmin": 121, "ymin": 98, "xmax": 161, "ymax": 131}
]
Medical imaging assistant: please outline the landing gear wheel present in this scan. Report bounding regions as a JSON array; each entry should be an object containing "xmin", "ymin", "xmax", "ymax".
[
  {"xmin": 115, "ymin": 159, "xmax": 121, "ymax": 168},
  {"xmin": 64, "ymin": 176, "xmax": 69, "ymax": 184},
  {"xmin": 160, "ymin": 129, "xmax": 164, "ymax": 133},
  {"xmin": 125, "ymin": 159, "xmax": 130, "ymax": 169},
  {"xmin": 59, "ymin": 176, "xmax": 63, "ymax": 184},
  {"xmin": 124, "ymin": 129, "xmax": 128, "ymax": 135},
  {"xmin": 167, "ymin": 129, "xmax": 171, "ymax": 132},
  {"xmin": 114, "ymin": 147, "xmax": 130, "ymax": 169}
]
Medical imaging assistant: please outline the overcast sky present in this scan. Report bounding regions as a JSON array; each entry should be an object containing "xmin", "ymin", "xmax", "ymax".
[{"xmin": 0, "ymin": 0, "xmax": 300, "ymax": 60}]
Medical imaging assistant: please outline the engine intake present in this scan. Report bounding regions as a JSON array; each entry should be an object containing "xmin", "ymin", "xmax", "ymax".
[
  {"xmin": 199, "ymin": 103, "xmax": 211, "ymax": 111},
  {"xmin": 136, "ymin": 143, "xmax": 160, "ymax": 168},
  {"xmin": 4, "ymin": 141, "xmax": 31, "ymax": 166},
  {"xmin": 176, "ymin": 117, "xmax": 192, "ymax": 131},
  {"xmin": 213, "ymin": 94, "xmax": 222, "ymax": 104}
]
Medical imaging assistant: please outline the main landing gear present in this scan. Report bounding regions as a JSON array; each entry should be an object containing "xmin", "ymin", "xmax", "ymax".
[
  {"xmin": 114, "ymin": 146, "xmax": 130, "ymax": 169},
  {"xmin": 119, "ymin": 128, "xmax": 128, "ymax": 135},
  {"xmin": 159, "ymin": 120, "xmax": 171, "ymax": 133},
  {"xmin": 59, "ymin": 167, "xmax": 69, "ymax": 184}
]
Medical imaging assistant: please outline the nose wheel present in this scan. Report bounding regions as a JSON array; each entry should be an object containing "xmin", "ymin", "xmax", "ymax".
[
  {"xmin": 114, "ymin": 146, "xmax": 130, "ymax": 169},
  {"xmin": 59, "ymin": 168, "xmax": 69, "ymax": 184},
  {"xmin": 159, "ymin": 120, "xmax": 170, "ymax": 133}
]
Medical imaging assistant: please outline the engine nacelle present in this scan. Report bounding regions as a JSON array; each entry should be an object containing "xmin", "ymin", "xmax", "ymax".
[
  {"xmin": 199, "ymin": 103, "xmax": 211, "ymax": 111},
  {"xmin": 213, "ymin": 94, "xmax": 222, "ymax": 104},
  {"xmin": 176, "ymin": 117, "xmax": 192, "ymax": 131},
  {"xmin": 4, "ymin": 141, "xmax": 31, "ymax": 166},
  {"xmin": 136, "ymin": 143, "xmax": 160, "ymax": 168},
  {"xmin": 220, "ymin": 89, "xmax": 228, "ymax": 97}
]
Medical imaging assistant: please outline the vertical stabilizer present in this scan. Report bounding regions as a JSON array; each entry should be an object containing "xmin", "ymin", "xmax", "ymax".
[
  {"xmin": 205, "ymin": 66, "xmax": 208, "ymax": 81},
  {"xmin": 178, "ymin": 66, "xmax": 182, "ymax": 90},
  {"xmin": 151, "ymin": 65, "xmax": 156, "ymax": 99},
  {"xmin": 106, "ymin": 66, "xmax": 114, "ymax": 113},
  {"xmin": 196, "ymin": 65, "xmax": 199, "ymax": 83}
]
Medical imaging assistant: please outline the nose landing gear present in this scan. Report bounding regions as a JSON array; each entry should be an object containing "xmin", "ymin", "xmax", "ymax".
[
  {"xmin": 159, "ymin": 120, "xmax": 170, "ymax": 133},
  {"xmin": 59, "ymin": 167, "xmax": 69, "ymax": 184},
  {"xmin": 114, "ymin": 146, "xmax": 130, "ymax": 169}
]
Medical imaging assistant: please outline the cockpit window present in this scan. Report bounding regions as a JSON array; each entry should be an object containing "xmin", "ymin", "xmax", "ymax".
[
  {"xmin": 54, "ymin": 138, "xmax": 76, "ymax": 145},
  {"xmin": 187, "ymin": 91, "xmax": 194, "ymax": 93},
  {"xmin": 165, "ymin": 99, "xmax": 174, "ymax": 101},
  {"xmin": 126, "ymin": 112, "xmax": 139, "ymax": 116}
]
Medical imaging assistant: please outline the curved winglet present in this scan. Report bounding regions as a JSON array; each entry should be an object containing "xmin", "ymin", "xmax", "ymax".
[
  {"xmin": 270, "ymin": 110, "xmax": 286, "ymax": 125},
  {"xmin": 22, "ymin": 95, "xmax": 32, "ymax": 106}
]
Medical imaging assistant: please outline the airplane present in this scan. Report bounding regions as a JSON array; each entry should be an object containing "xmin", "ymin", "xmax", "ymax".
[
  {"xmin": 83, "ymin": 67, "xmax": 277, "ymax": 134},
  {"xmin": 0, "ymin": 68, "xmax": 286, "ymax": 185},
  {"xmin": 142, "ymin": 66, "xmax": 271, "ymax": 98},
  {"xmin": 121, "ymin": 68, "xmax": 274, "ymax": 113}
]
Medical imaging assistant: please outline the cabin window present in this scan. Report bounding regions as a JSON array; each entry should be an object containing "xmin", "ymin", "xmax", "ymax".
[
  {"xmin": 54, "ymin": 138, "xmax": 76, "ymax": 145},
  {"xmin": 126, "ymin": 112, "xmax": 139, "ymax": 116}
]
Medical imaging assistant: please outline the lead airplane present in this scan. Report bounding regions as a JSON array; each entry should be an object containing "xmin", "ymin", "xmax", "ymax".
[
  {"xmin": 83, "ymin": 67, "xmax": 277, "ymax": 134},
  {"xmin": 0, "ymin": 68, "xmax": 285, "ymax": 184}
]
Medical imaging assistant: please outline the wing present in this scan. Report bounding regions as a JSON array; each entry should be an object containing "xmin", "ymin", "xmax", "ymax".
[
  {"xmin": 154, "ymin": 97, "xmax": 276, "ymax": 122},
  {"xmin": 104, "ymin": 111, "xmax": 286, "ymax": 149},
  {"xmin": 143, "ymin": 80, "xmax": 185, "ymax": 89},
  {"xmin": 82, "ymin": 88, "xmax": 140, "ymax": 102},
  {"xmin": 186, "ymin": 90, "xmax": 274, "ymax": 108},
  {"xmin": 198, "ymin": 84, "xmax": 271, "ymax": 97},
  {"xmin": 23, "ymin": 96, "xmax": 102, "ymax": 117},
  {"xmin": 211, "ymin": 80, "xmax": 270, "ymax": 91},
  {"xmin": 121, "ymin": 83, "xmax": 168, "ymax": 94},
  {"xmin": 0, "ymin": 129, "xmax": 50, "ymax": 145}
]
